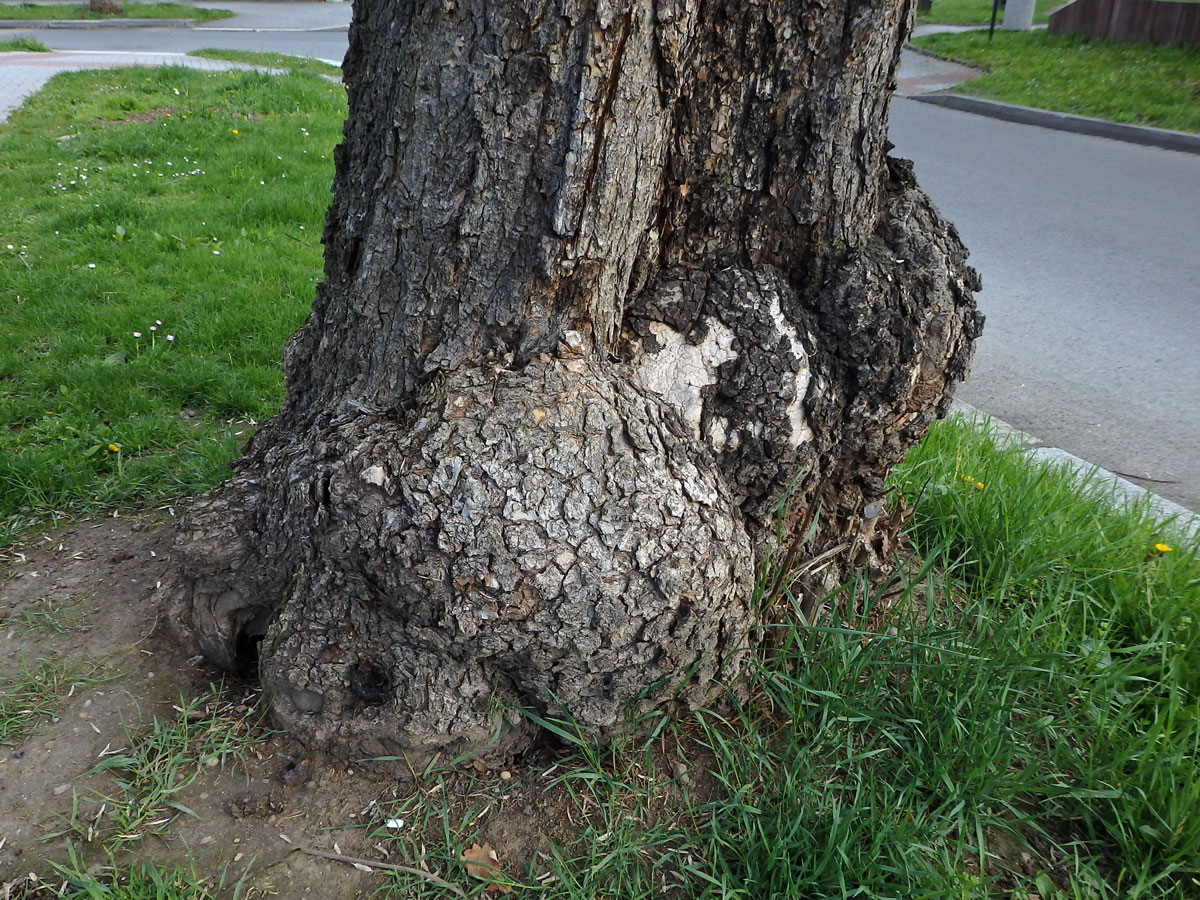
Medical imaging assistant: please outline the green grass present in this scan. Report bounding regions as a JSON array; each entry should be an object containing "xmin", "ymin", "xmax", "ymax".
[
  {"xmin": 917, "ymin": 0, "xmax": 1059, "ymax": 25},
  {"xmin": 361, "ymin": 417, "xmax": 1199, "ymax": 898},
  {"xmin": 0, "ymin": 36, "xmax": 50, "ymax": 51},
  {"xmin": 891, "ymin": 417, "xmax": 1200, "ymax": 895},
  {"xmin": 0, "ymin": 3, "xmax": 232, "ymax": 22},
  {"xmin": 912, "ymin": 30, "xmax": 1200, "ymax": 133},
  {"xmin": 0, "ymin": 66, "xmax": 344, "ymax": 538},
  {"xmin": 55, "ymin": 685, "xmax": 269, "ymax": 848},
  {"xmin": 2, "ymin": 594, "xmax": 93, "ymax": 633},
  {"xmin": 187, "ymin": 49, "xmax": 342, "ymax": 79},
  {"xmin": 36, "ymin": 844, "xmax": 247, "ymax": 899},
  {"xmin": 0, "ymin": 658, "xmax": 104, "ymax": 745}
]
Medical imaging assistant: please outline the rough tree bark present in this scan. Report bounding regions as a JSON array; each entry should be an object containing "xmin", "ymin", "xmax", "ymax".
[{"xmin": 167, "ymin": 0, "xmax": 982, "ymax": 764}]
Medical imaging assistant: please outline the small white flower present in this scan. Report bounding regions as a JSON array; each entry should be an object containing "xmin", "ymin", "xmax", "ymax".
[
  {"xmin": 156, "ymin": 320, "xmax": 162, "ymax": 325},
  {"xmin": 88, "ymin": 263, "xmax": 96, "ymax": 269},
  {"xmin": 213, "ymin": 250, "xmax": 220, "ymax": 255},
  {"xmin": 133, "ymin": 332, "xmax": 142, "ymax": 337},
  {"xmin": 166, "ymin": 335, "xmax": 175, "ymax": 341},
  {"xmin": 150, "ymin": 326, "xmax": 157, "ymax": 332},
  {"xmin": 5, "ymin": 244, "xmax": 12, "ymax": 250}
]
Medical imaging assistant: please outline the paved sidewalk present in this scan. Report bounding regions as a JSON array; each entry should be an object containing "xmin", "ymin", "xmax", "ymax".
[{"xmin": 896, "ymin": 48, "xmax": 981, "ymax": 96}]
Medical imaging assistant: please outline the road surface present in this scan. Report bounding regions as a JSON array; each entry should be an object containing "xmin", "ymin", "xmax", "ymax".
[{"xmin": 889, "ymin": 98, "xmax": 1200, "ymax": 511}]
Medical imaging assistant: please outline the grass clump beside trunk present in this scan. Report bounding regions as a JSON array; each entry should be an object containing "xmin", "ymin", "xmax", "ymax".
[
  {"xmin": 912, "ymin": 31, "xmax": 1200, "ymax": 134},
  {"xmin": 369, "ymin": 429, "xmax": 1199, "ymax": 898},
  {"xmin": 890, "ymin": 418, "xmax": 1200, "ymax": 895}
]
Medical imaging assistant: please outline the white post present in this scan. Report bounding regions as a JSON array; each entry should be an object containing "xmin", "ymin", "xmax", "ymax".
[{"xmin": 1002, "ymin": 0, "xmax": 1037, "ymax": 29}]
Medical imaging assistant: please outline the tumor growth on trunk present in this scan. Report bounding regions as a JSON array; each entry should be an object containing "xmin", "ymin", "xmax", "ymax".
[{"xmin": 166, "ymin": 0, "xmax": 982, "ymax": 765}]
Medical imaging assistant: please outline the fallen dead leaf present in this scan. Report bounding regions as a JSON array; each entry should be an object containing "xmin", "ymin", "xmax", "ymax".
[{"xmin": 460, "ymin": 842, "xmax": 514, "ymax": 894}]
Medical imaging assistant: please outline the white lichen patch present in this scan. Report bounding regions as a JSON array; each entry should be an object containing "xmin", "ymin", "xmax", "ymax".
[
  {"xmin": 768, "ymin": 294, "xmax": 813, "ymax": 448},
  {"xmin": 632, "ymin": 319, "xmax": 738, "ymax": 439},
  {"xmin": 360, "ymin": 465, "xmax": 387, "ymax": 487}
]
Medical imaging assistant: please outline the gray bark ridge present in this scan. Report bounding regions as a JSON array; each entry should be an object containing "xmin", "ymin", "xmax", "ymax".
[{"xmin": 166, "ymin": 0, "xmax": 981, "ymax": 765}]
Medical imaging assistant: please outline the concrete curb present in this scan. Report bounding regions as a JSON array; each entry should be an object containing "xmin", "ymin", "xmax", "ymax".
[
  {"xmin": 912, "ymin": 92, "xmax": 1200, "ymax": 156},
  {"xmin": 950, "ymin": 400, "xmax": 1199, "ymax": 542},
  {"xmin": 0, "ymin": 18, "xmax": 194, "ymax": 29}
]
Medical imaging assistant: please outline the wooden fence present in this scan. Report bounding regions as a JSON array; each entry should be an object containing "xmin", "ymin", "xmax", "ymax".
[{"xmin": 1048, "ymin": 0, "xmax": 1200, "ymax": 46}]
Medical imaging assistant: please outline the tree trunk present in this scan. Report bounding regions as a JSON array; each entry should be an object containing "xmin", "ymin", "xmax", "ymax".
[{"xmin": 167, "ymin": 0, "xmax": 982, "ymax": 765}]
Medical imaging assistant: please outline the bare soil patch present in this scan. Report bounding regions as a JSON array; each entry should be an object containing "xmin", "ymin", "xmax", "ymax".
[
  {"xmin": 93, "ymin": 106, "xmax": 177, "ymax": 125},
  {"xmin": 0, "ymin": 513, "xmax": 709, "ymax": 898}
]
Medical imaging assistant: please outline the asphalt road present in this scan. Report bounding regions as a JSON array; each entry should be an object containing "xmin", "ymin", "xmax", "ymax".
[{"xmin": 889, "ymin": 99, "xmax": 1200, "ymax": 511}]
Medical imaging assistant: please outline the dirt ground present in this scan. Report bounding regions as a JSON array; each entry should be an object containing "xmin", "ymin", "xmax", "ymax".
[
  {"xmin": 0, "ymin": 512, "xmax": 1081, "ymax": 899},
  {"xmin": 0, "ymin": 512, "xmax": 702, "ymax": 899}
]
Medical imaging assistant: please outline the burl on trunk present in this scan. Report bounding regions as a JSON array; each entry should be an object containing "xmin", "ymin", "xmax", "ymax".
[{"xmin": 166, "ymin": 0, "xmax": 981, "ymax": 765}]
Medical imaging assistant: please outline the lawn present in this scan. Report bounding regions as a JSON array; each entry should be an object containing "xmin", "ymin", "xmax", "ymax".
[
  {"xmin": 917, "ymin": 0, "xmax": 1060, "ymax": 25},
  {"xmin": 0, "ymin": 2, "xmax": 231, "ymax": 21},
  {"xmin": 0, "ymin": 66, "xmax": 342, "ymax": 541},
  {"xmin": 1, "ymin": 66, "xmax": 1198, "ymax": 899},
  {"xmin": 912, "ymin": 30, "xmax": 1200, "ymax": 133}
]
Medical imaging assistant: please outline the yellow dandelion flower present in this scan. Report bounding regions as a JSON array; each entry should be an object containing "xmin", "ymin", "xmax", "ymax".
[
  {"xmin": 107, "ymin": 443, "xmax": 121, "ymax": 453},
  {"xmin": 1155, "ymin": 543, "xmax": 1173, "ymax": 554},
  {"xmin": 975, "ymin": 482, "xmax": 985, "ymax": 490},
  {"xmin": 232, "ymin": 128, "xmax": 239, "ymax": 135}
]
